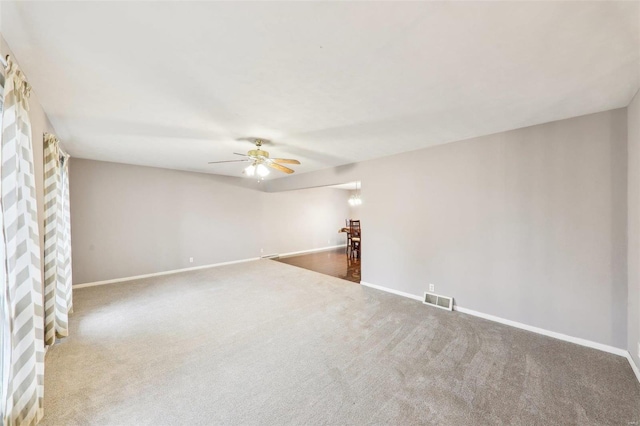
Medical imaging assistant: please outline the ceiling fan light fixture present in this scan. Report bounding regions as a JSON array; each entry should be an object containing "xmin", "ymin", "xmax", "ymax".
[
  {"xmin": 256, "ymin": 163, "xmax": 270, "ymax": 177},
  {"xmin": 244, "ymin": 164, "xmax": 256, "ymax": 176}
]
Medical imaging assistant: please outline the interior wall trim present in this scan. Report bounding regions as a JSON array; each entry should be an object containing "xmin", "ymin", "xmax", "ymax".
[
  {"xmin": 627, "ymin": 353, "xmax": 640, "ymax": 384},
  {"xmin": 360, "ymin": 280, "xmax": 639, "ymax": 383},
  {"xmin": 74, "ymin": 244, "xmax": 348, "ymax": 289},
  {"xmin": 73, "ymin": 257, "xmax": 261, "ymax": 289},
  {"xmin": 360, "ymin": 281, "xmax": 423, "ymax": 301},
  {"xmin": 275, "ymin": 244, "xmax": 347, "ymax": 258},
  {"xmin": 453, "ymin": 305, "xmax": 627, "ymax": 356}
]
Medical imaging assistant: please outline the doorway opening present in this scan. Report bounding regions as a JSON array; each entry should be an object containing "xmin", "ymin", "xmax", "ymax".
[{"xmin": 272, "ymin": 181, "xmax": 362, "ymax": 283}]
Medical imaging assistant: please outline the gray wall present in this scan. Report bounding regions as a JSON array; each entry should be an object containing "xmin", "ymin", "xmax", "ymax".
[
  {"xmin": 259, "ymin": 188, "xmax": 350, "ymax": 256},
  {"xmin": 69, "ymin": 159, "xmax": 351, "ymax": 284},
  {"xmin": 266, "ymin": 109, "xmax": 628, "ymax": 349},
  {"xmin": 629, "ymin": 92, "xmax": 640, "ymax": 368}
]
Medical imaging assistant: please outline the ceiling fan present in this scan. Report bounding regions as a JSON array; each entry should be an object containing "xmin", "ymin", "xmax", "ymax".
[{"xmin": 208, "ymin": 138, "xmax": 300, "ymax": 178}]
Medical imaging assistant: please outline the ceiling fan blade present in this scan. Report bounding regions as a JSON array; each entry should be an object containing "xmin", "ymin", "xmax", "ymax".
[
  {"xmin": 208, "ymin": 159, "xmax": 250, "ymax": 164},
  {"xmin": 267, "ymin": 162, "xmax": 295, "ymax": 174},
  {"xmin": 233, "ymin": 152, "xmax": 249, "ymax": 157},
  {"xmin": 272, "ymin": 158, "xmax": 300, "ymax": 165}
]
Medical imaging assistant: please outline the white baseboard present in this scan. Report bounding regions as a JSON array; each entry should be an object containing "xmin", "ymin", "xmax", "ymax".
[
  {"xmin": 360, "ymin": 281, "xmax": 423, "ymax": 302},
  {"xmin": 277, "ymin": 244, "xmax": 347, "ymax": 258},
  {"xmin": 453, "ymin": 305, "xmax": 628, "ymax": 357},
  {"xmin": 626, "ymin": 353, "xmax": 640, "ymax": 383},
  {"xmin": 360, "ymin": 280, "xmax": 639, "ymax": 383},
  {"xmin": 73, "ymin": 257, "xmax": 261, "ymax": 289},
  {"xmin": 74, "ymin": 245, "xmax": 347, "ymax": 289}
]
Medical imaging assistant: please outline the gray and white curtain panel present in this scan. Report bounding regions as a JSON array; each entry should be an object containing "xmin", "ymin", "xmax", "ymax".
[
  {"xmin": 43, "ymin": 133, "xmax": 72, "ymax": 346},
  {"xmin": 0, "ymin": 57, "xmax": 45, "ymax": 426}
]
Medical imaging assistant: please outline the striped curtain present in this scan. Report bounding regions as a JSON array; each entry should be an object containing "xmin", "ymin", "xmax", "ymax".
[
  {"xmin": 43, "ymin": 134, "xmax": 72, "ymax": 346},
  {"xmin": 0, "ymin": 57, "xmax": 44, "ymax": 426}
]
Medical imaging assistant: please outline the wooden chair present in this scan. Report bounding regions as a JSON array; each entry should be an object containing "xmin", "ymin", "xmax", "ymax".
[
  {"xmin": 349, "ymin": 220, "xmax": 361, "ymax": 259},
  {"xmin": 345, "ymin": 219, "xmax": 352, "ymax": 254}
]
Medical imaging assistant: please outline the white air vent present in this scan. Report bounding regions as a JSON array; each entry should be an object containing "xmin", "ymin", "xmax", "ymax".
[{"xmin": 423, "ymin": 292, "xmax": 453, "ymax": 311}]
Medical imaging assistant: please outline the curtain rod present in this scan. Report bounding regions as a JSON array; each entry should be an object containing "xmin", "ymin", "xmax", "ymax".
[
  {"xmin": 60, "ymin": 146, "xmax": 70, "ymax": 159},
  {"xmin": 3, "ymin": 59, "xmax": 68, "ymax": 159},
  {"xmin": 45, "ymin": 132, "xmax": 71, "ymax": 159}
]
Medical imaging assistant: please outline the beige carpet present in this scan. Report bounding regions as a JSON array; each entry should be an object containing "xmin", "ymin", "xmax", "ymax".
[{"xmin": 42, "ymin": 260, "xmax": 639, "ymax": 425}]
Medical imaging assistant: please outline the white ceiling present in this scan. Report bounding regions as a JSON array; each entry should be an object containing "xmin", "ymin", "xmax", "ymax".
[{"xmin": 3, "ymin": 1, "xmax": 639, "ymax": 179}]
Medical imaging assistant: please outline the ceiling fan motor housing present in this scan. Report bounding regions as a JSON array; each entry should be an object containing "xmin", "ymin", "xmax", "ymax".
[{"xmin": 248, "ymin": 149, "xmax": 268, "ymax": 158}]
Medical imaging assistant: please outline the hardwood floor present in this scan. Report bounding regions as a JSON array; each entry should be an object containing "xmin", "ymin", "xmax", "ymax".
[{"xmin": 273, "ymin": 247, "xmax": 361, "ymax": 283}]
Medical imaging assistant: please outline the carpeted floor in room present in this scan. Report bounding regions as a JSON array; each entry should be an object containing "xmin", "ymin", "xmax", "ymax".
[{"xmin": 42, "ymin": 260, "xmax": 640, "ymax": 425}]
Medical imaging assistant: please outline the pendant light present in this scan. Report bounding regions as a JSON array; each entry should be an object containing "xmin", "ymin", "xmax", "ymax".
[{"xmin": 348, "ymin": 181, "xmax": 362, "ymax": 206}]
